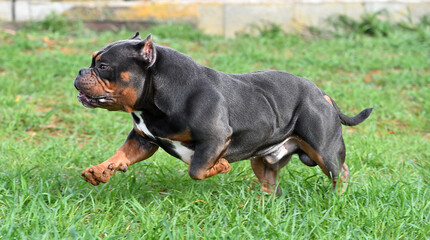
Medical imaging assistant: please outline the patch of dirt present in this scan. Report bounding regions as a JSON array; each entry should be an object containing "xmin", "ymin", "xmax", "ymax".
[{"xmin": 364, "ymin": 69, "xmax": 383, "ymax": 83}]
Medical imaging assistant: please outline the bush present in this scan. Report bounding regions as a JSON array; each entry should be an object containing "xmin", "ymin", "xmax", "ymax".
[
  {"xmin": 329, "ymin": 11, "xmax": 393, "ymax": 37},
  {"xmin": 24, "ymin": 13, "xmax": 83, "ymax": 34}
]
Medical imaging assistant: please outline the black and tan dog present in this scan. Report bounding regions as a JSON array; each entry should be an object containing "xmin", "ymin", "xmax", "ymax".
[{"xmin": 74, "ymin": 33, "xmax": 372, "ymax": 195}]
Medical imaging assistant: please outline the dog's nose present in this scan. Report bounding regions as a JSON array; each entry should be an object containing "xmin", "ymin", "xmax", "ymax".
[
  {"xmin": 74, "ymin": 80, "xmax": 80, "ymax": 91},
  {"xmin": 79, "ymin": 68, "xmax": 88, "ymax": 76}
]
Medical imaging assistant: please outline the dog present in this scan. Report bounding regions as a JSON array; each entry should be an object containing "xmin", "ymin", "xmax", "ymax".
[{"xmin": 74, "ymin": 33, "xmax": 372, "ymax": 195}]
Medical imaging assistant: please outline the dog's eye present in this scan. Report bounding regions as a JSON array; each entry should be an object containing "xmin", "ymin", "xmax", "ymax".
[{"xmin": 99, "ymin": 64, "xmax": 109, "ymax": 70}]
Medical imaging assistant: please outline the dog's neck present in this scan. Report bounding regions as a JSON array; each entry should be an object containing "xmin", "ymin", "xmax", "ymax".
[
  {"xmin": 141, "ymin": 67, "xmax": 155, "ymax": 106},
  {"xmin": 133, "ymin": 67, "xmax": 159, "ymax": 113}
]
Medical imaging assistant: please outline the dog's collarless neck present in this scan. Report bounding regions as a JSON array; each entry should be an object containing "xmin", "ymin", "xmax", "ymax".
[{"xmin": 133, "ymin": 67, "xmax": 159, "ymax": 112}]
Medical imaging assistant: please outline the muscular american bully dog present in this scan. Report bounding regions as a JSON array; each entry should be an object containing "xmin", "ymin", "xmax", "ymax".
[{"xmin": 74, "ymin": 33, "xmax": 372, "ymax": 195}]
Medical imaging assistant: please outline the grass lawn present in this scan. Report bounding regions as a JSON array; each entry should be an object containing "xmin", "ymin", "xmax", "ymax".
[{"xmin": 0, "ymin": 19, "xmax": 429, "ymax": 239}]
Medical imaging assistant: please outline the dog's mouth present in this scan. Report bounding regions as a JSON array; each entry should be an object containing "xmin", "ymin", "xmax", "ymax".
[{"xmin": 77, "ymin": 90, "xmax": 113, "ymax": 108}]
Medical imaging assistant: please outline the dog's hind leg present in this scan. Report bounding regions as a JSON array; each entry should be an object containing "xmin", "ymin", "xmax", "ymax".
[
  {"xmin": 286, "ymin": 135, "xmax": 350, "ymax": 194},
  {"xmin": 334, "ymin": 163, "xmax": 350, "ymax": 194},
  {"xmin": 330, "ymin": 139, "xmax": 350, "ymax": 194}
]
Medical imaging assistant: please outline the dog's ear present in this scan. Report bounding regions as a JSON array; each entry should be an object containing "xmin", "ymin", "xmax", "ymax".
[
  {"xmin": 129, "ymin": 32, "xmax": 141, "ymax": 40},
  {"xmin": 141, "ymin": 34, "xmax": 157, "ymax": 68}
]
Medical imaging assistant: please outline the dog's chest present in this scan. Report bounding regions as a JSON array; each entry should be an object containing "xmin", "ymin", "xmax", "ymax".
[{"xmin": 131, "ymin": 112, "xmax": 194, "ymax": 164}]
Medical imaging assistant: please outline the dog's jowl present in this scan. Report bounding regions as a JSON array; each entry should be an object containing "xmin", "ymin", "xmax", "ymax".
[{"xmin": 74, "ymin": 33, "xmax": 372, "ymax": 195}]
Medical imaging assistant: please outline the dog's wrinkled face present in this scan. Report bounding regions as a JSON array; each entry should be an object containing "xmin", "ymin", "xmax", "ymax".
[{"xmin": 74, "ymin": 33, "xmax": 156, "ymax": 112}]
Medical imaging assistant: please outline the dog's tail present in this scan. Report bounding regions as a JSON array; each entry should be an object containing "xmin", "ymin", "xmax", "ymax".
[{"xmin": 329, "ymin": 96, "xmax": 373, "ymax": 126}]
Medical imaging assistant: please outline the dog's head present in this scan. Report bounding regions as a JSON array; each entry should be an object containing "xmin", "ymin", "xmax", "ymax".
[{"xmin": 74, "ymin": 33, "xmax": 156, "ymax": 112}]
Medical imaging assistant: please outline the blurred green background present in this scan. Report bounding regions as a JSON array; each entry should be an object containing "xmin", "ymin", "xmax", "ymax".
[{"xmin": 0, "ymin": 14, "xmax": 429, "ymax": 239}]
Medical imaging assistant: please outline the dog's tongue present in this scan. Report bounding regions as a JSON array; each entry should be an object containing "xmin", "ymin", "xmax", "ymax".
[
  {"xmin": 78, "ymin": 91, "xmax": 93, "ymax": 100},
  {"xmin": 79, "ymin": 90, "xmax": 88, "ymax": 97}
]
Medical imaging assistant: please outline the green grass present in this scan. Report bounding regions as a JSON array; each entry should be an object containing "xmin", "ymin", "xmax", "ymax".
[{"xmin": 0, "ymin": 19, "xmax": 429, "ymax": 239}]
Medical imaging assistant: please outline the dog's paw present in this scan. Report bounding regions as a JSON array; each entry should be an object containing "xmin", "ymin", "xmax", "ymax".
[
  {"xmin": 218, "ymin": 158, "xmax": 231, "ymax": 174},
  {"xmin": 81, "ymin": 163, "xmax": 117, "ymax": 186}
]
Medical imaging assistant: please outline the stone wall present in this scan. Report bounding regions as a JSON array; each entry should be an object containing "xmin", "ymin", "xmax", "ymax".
[{"xmin": 1, "ymin": 0, "xmax": 429, "ymax": 36}]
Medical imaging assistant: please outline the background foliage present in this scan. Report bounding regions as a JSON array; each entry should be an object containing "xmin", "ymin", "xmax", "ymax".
[{"xmin": 0, "ymin": 15, "xmax": 429, "ymax": 239}]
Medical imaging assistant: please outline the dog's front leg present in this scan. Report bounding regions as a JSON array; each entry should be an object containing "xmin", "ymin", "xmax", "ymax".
[
  {"xmin": 187, "ymin": 139, "xmax": 231, "ymax": 180},
  {"xmin": 251, "ymin": 157, "xmax": 284, "ymax": 195},
  {"xmin": 82, "ymin": 129, "xmax": 158, "ymax": 185}
]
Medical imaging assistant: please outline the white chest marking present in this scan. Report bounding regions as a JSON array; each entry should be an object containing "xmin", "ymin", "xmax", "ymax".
[
  {"xmin": 132, "ymin": 112, "xmax": 194, "ymax": 164},
  {"xmin": 132, "ymin": 111, "xmax": 155, "ymax": 138},
  {"xmin": 161, "ymin": 138, "xmax": 194, "ymax": 164}
]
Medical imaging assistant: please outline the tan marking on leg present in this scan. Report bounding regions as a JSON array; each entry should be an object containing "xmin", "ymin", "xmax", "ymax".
[
  {"xmin": 81, "ymin": 138, "xmax": 158, "ymax": 185},
  {"xmin": 290, "ymin": 135, "xmax": 351, "ymax": 194},
  {"xmin": 333, "ymin": 163, "xmax": 350, "ymax": 195},
  {"xmin": 251, "ymin": 157, "xmax": 281, "ymax": 195},
  {"xmin": 204, "ymin": 158, "xmax": 231, "ymax": 178},
  {"xmin": 289, "ymin": 135, "xmax": 330, "ymax": 178},
  {"xmin": 167, "ymin": 129, "xmax": 192, "ymax": 144},
  {"xmin": 188, "ymin": 139, "xmax": 231, "ymax": 180},
  {"xmin": 324, "ymin": 95, "xmax": 334, "ymax": 106}
]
